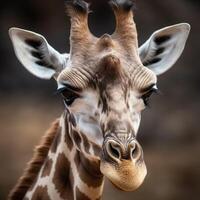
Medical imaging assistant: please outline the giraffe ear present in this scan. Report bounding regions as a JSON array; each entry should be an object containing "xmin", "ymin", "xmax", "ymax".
[
  {"xmin": 9, "ymin": 27, "xmax": 69, "ymax": 79},
  {"xmin": 139, "ymin": 23, "xmax": 191, "ymax": 75}
]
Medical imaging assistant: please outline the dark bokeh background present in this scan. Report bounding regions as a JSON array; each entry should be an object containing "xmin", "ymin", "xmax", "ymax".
[{"xmin": 0, "ymin": 0, "xmax": 200, "ymax": 199}]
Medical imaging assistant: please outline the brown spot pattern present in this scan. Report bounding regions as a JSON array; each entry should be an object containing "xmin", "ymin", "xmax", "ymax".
[
  {"xmin": 92, "ymin": 143, "xmax": 101, "ymax": 157},
  {"xmin": 51, "ymin": 127, "xmax": 61, "ymax": 153},
  {"xmin": 76, "ymin": 187, "xmax": 91, "ymax": 200},
  {"xmin": 41, "ymin": 158, "xmax": 53, "ymax": 178},
  {"xmin": 52, "ymin": 153, "xmax": 74, "ymax": 200},
  {"xmin": 74, "ymin": 152, "xmax": 103, "ymax": 188},
  {"xmin": 28, "ymin": 174, "xmax": 39, "ymax": 193},
  {"xmin": 31, "ymin": 186, "xmax": 50, "ymax": 200},
  {"xmin": 65, "ymin": 116, "xmax": 73, "ymax": 151},
  {"xmin": 72, "ymin": 130, "xmax": 82, "ymax": 149},
  {"xmin": 82, "ymin": 134, "xmax": 90, "ymax": 154}
]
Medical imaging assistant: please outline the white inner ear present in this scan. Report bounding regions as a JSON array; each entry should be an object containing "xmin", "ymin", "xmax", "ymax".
[
  {"xmin": 9, "ymin": 27, "xmax": 69, "ymax": 79},
  {"xmin": 139, "ymin": 23, "xmax": 191, "ymax": 75}
]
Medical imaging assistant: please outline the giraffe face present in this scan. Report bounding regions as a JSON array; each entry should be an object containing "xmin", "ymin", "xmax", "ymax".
[
  {"xmin": 56, "ymin": 53, "xmax": 157, "ymax": 191},
  {"xmin": 9, "ymin": 0, "xmax": 190, "ymax": 193}
]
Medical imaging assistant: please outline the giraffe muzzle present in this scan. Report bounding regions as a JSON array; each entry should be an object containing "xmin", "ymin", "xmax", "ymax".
[{"xmin": 100, "ymin": 135, "xmax": 147, "ymax": 191}]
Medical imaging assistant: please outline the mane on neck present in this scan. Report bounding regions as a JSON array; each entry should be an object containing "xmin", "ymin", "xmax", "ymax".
[{"xmin": 8, "ymin": 119, "xmax": 60, "ymax": 200}]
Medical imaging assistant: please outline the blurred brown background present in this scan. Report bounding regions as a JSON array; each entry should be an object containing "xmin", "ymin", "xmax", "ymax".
[{"xmin": 0, "ymin": 0, "xmax": 200, "ymax": 199}]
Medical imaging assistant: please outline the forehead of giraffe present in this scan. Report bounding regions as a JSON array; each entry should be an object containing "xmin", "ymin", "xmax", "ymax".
[{"xmin": 57, "ymin": 53, "xmax": 157, "ymax": 92}]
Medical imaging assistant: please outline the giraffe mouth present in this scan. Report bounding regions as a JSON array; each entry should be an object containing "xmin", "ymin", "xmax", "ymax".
[{"xmin": 100, "ymin": 158, "xmax": 147, "ymax": 191}]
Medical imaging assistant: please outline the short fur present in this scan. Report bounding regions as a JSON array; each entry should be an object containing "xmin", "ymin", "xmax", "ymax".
[{"xmin": 8, "ymin": 119, "xmax": 60, "ymax": 200}]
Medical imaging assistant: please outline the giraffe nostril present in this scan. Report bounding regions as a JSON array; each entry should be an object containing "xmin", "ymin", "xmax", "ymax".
[
  {"xmin": 110, "ymin": 143, "xmax": 120, "ymax": 159},
  {"xmin": 106, "ymin": 140, "xmax": 121, "ymax": 160},
  {"xmin": 130, "ymin": 141, "xmax": 140, "ymax": 159},
  {"xmin": 105, "ymin": 139, "xmax": 141, "ymax": 161}
]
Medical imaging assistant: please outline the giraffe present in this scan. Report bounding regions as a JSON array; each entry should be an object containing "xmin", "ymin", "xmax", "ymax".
[{"xmin": 8, "ymin": 0, "xmax": 190, "ymax": 199}]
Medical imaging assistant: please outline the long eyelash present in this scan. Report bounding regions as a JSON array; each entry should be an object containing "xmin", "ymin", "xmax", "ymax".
[
  {"xmin": 142, "ymin": 88, "xmax": 162, "ymax": 108},
  {"xmin": 54, "ymin": 87, "xmax": 67, "ymax": 95},
  {"xmin": 54, "ymin": 83, "xmax": 81, "ymax": 96}
]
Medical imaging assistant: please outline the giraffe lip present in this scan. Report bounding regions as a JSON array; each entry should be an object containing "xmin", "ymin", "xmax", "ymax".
[{"xmin": 100, "ymin": 159, "xmax": 147, "ymax": 192}]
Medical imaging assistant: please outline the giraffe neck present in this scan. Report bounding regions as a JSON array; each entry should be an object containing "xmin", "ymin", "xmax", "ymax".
[{"xmin": 25, "ymin": 111, "xmax": 104, "ymax": 200}]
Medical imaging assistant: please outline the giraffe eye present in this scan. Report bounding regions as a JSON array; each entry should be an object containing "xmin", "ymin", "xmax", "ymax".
[
  {"xmin": 57, "ymin": 87, "xmax": 80, "ymax": 106},
  {"xmin": 62, "ymin": 90, "xmax": 80, "ymax": 106}
]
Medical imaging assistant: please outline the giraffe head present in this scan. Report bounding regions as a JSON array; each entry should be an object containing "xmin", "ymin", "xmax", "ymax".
[{"xmin": 9, "ymin": 0, "xmax": 190, "ymax": 192}]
